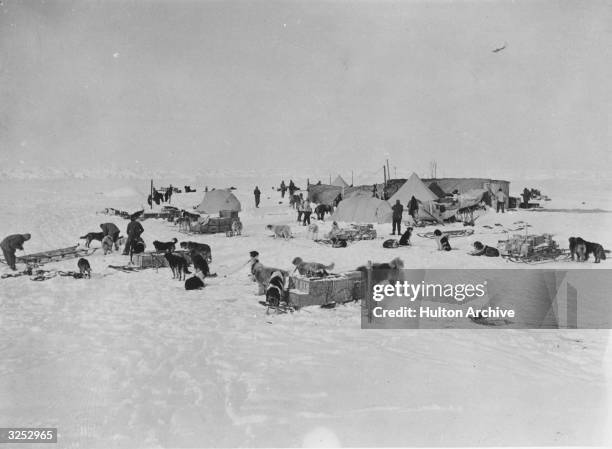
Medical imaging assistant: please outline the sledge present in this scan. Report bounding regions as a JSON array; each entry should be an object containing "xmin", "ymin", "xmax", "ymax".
[
  {"xmin": 417, "ymin": 229, "xmax": 475, "ymax": 239},
  {"xmin": 498, "ymin": 233, "xmax": 571, "ymax": 264},
  {"xmin": 1, "ymin": 245, "xmax": 98, "ymax": 266}
]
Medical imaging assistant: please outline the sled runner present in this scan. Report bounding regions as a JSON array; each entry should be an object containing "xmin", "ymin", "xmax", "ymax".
[{"xmin": 0, "ymin": 245, "xmax": 98, "ymax": 266}]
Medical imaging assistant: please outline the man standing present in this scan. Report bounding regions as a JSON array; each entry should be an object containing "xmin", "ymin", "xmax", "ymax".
[
  {"xmin": 280, "ymin": 180, "xmax": 286, "ymax": 198},
  {"xmin": 100, "ymin": 222, "xmax": 120, "ymax": 244},
  {"xmin": 408, "ymin": 195, "xmax": 419, "ymax": 222},
  {"xmin": 496, "ymin": 188, "xmax": 506, "ymax": 213},
  {"xmin": 1, "ymin": 233, "xmax": 31, "ymax": 271},
  {"xmin": 254, "ymin": 186, "xmax": 261, "ymax": 208},
  {"xmin": 391, "ymin": 200, "xmax": 403, "ymax": 235},
  {"xmin": 123, "ymin": 215, "xmax": 144, "ymax": 255},
  {"xmin": 302, "ymin": 201, "xmax": 312, "ymax": 226}
]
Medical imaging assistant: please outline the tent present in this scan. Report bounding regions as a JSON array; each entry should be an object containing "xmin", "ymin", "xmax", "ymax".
[
  {"xmin": 331, "ymin": 175, "xmax": 349, "ymax": 188},
  {"xmin": 389, "ymin": 172, "xmax": 438, "ymax": 204},
  {"xmin": 195, "ymin": 189, "xmax": 241, "ymax": 214},
  {"xmin": 331, "ymin": 193, "xmax": 392, "ymax": 223}
]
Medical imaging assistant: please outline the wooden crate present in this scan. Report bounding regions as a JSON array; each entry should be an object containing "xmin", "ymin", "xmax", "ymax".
[
  {"xmin": 288, "ymin": 272, "xmax": 362, "ymax": 307},
  {"xmin": 132, "ymin": 250, "xmax": 192, "ymax": 268}
]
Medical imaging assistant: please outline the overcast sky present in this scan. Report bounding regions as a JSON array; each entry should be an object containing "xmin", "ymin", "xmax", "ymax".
[{"xmin": 1, "ymin": 0, "xmax": 611, "ymax": 177}]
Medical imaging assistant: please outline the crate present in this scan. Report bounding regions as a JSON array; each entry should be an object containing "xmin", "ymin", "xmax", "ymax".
[
  {"xmin": 132, "ymin": 250, "xmax": 192, "ymax": 268},
  {"xmin": 288, "ymin": 272, "xmax": 362, "ymax": 307}
]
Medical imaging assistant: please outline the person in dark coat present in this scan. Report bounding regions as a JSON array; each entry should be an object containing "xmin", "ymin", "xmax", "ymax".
[
  {"xmin": 100, "ymin": 223, "xmax": 120, "ymax": 243},
  {"xmin": 334, "ymin": 193, "xmax": 343, "ymax": 207},
  {"xmin": 123, "ymin": 215, "xmax": 144, "ymax": 255},
  {"xmin": 408, "ymin": 195, "xmax": 419, "ymax": 221},
  {"xmin": 166, "ymin": 185, "xmax": 173, "ymax": 203},
  {"xmin": 522, "ymin": 188, "xmax": 531, "ymax": 208},
  {"xmin": 391, "ymin": 200, "xmax": 403, "ymax": 235},
  {"xmin": 289, "ymin": 180, "xmax": 296, "ymax": 197},
  {"xmin": 372, "ymin": 184, "xmax": 378, "ymax": 198},
  {"xmin": 280, "ymin": 180, "xmax": 287, "ymax": 198},
  {"xmin": 1, "ymin": 233, "xmax": 31, "ymax": 270},
  {"xmin": 254, "ymin": 186, "xmax": 261, "ymax": 208}
]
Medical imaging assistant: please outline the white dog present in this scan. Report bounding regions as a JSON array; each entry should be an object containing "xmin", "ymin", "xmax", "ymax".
[
  {"xmin": 307, "ymin": 223, "xmax": 319, "ymax": 240},
  {"xmin": 266, "ymin": 224, "xmax": 292, "ymax": 240}
]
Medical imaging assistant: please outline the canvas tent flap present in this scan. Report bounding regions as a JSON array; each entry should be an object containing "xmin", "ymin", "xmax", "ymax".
[
  {"xmin": 331, "ymin": 194, "xmax": 392, "ymax": 224},
  {"xmin": 196, "ymin": 189, "xmax": 241, "ymax": 214},
  {"xmin": 389, "ymin": 172, "xmax": 439, "ymax": 204}
]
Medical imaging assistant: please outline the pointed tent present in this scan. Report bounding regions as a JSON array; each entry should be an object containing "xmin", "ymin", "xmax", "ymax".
[
  {"xmin": 195, "ymin": 189, "xmax": 241, "ymax": 214},
  {"xmin": 331, "ymin": 193, "xmax": 392, "ymax": 224},
  {"xmin": 389, "ymin": 172, "xmax": 438, "ymax": 204},
  {"xmin": 331, "ymin": 175, "xmax": 349, "ymax": 188}
]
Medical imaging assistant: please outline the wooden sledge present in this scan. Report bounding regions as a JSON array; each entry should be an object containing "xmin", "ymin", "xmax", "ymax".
[{"xmin": 5, "ymin": 246, "xmax": 98, "ymax": 266}]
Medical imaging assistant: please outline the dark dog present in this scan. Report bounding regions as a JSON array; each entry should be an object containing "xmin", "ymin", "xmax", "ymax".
[
  {"xmin": 77, "ymin": 258, "xmax": 91, "ymax": 278},
  {"xmin": 164, "ymin": 252, "xmax": 191, "ymax": 280},
  {"xmin": 191, "ymin": 253, "xmax": 217, "ymax": 278},
  {"xmin": 355, "ymin": 257, "xmax": 405, "ymax": 295},
  {"xmin": 179, "ymin": 241, "xmax": 212, "ymax": 263},
  {"xmin": 266, "ymin": 271, "xmax": 286, "ymax": 307},
  {"xmin": 153, "ymin": 238, "xmax": 178, "ymax": 252},
  {"xmin": 571, "ymin": 237, "xmax": 606, "ymax": 263},
  {"xmin": 185, "ymin": 275, "xmax": 205, "ymax": 290},
  {"xmin": 80, "ymin": 232, "xmax": 105, "ymax": 248},
  {"xmin": 569, "ymin": 237, "xmax": 578, "ymax": 261},
  {"xmin": 399, "ymin": 227, "xmax": 413, "ymax": 246},
  {"xmin": 331, "ymin": 238, "xmax": 347, "ymax": 248},
  {"xmin": 383, "ymin": 239, "xmax": 399, "ymax": 249}
]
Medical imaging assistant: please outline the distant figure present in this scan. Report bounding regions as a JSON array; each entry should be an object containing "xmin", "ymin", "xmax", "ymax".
[
  {"xmin": 296, "ymin": 199, "xmax": 304, "ymax": 223},
  {"xmin": 408, "ymin": 195, "xmax": 419, "ymax": 221},
  {"xmin": 382, "ymin": 186, "xmax": 389, "ymax": 201},
  {"xmin": 289, "ymin": 180, "xmax": 296, "ymax": 196},
  {"xmin": 496, "ymin": 188, "xmax": 506, "ymax": 213},
  {"xmin": 522, "ymin": 188, "xmax": 531, "ymax": 208},
  {"xmin": 123, "ymin": 214, "xmax": 144, "ymax": 255},
  {"xmin": 334, "ymin": 193, "xmax": 343, "ymax": 207},
  {"xmin": 205, "ymin": 186, "xmax": 209, "ymax": 192},
  {"xmin": 327, "ymin": 221, "xmax": 341, "ymax": 240},
  {"xmin": 302, "ymin": 201, "xmax": 312, "ymax": 226},
  {"xmin": 166, "ymin": 185, "xmax": 173, "ymax": 203},
  {"xmin": 391, "ymin": 200, "xmax": 403, "ymax": 235},
  {"xmin": 372, "ymin": 184, "xmax": 378, "ymax": 198},
  {"xmin": 254, "ymin": 186, "xmax": 261, "ymax": 208},
  {"xmin": 1, "ymin": 233, "xmax": 31, "ymax": 271},
  {"xmin": 280, "ymin": 180, "xmax": 287, "ymax": 198}
]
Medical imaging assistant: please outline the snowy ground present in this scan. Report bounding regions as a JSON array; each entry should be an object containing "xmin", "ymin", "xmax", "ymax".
[{"xmin": 1, "ymin": 175, "xmax": 612, "ymax": 448}]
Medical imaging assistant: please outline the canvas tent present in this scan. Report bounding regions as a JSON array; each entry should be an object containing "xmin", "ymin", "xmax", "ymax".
[
  {"xmin": 195, "ymin": 189, "xmax": 241, "ymax": 214},
  {"xmin": 389, "ymin": 172, "xmax": 439, "ymax": 204},
  {"xmin": 331, "ymin": 193, "xmax": 392, "ymax": 224},
  {"xmin": 331, "ymin": 175, "xmax": 349, "ymax": 188}
]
